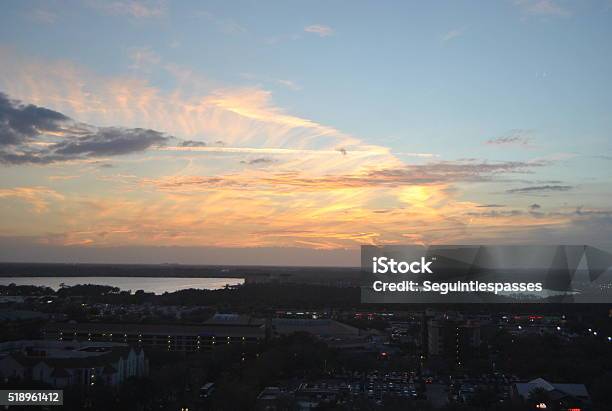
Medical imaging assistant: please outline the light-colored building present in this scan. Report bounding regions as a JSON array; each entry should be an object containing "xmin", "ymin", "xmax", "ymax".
[
  {"xmin": 0, "ymin": 340, "xmax": 147, "ymax": 387},
  {"xmin": 512, "ymin": 377, "xmax": 591, "ymax": 410}
]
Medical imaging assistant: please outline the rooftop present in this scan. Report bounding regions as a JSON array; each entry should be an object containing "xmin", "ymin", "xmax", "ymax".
[
  {"xmin": 44, "ymin": 321, "xmax": 266, "ymax": 338},
  {"xmin": 272, "ymin": 319, "xmax": 360, "ymax": 337},
  {"xmin": 514, "ymin": 378, "xmax": 590, "ymax": 402}
]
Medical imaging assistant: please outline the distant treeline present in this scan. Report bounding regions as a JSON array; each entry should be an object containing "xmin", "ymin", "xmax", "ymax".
[
  {"xmin": 0, "ymin": 282, "xmax": 360, "ymax": 308},
  {"xmin": 0, "ymin": 262, "xmax": 360, "ymax": 283},
  {"xmin": 1, "ymin": 282, "xmax": 610, "ymax": 317}
]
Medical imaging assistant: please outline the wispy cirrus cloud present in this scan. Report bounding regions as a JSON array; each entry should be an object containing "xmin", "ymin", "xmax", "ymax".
[
  {"xmin": 47, "ymin": 175, "xmax": 79, "ymax": 181},
  {"xmin": 142, "ymin": 160, "xmax": 545, "ymax": 193},
  {"xmin": 0, "ymin": 186, "xmax": 63, "ymax": 213},
  {"xmin": 276, "ymin": 79, "xmax": 301, "ymax": 91},
  {"xmin": 0, "ymin": 48, "xmax": 359, "ymax": 155},
  {"xmin": 514, "ymin": 0, "xmax": 570, "ymax": 17},
  {"xmin": 0, "ymin": 48, "xmax": 581, "ymax": 250},
  {"xmin": 92, "ymin": 0, "xmax": 166, "ymax": 19},
  {"xmin": 196, "ymin": 10, "xmax": 246, "ymax": 35},
  {"xmin": 506, "ymin": 184, "xmax": 573, "ymax": 194},
  {"xmin": 161, "ymin": 145, "xmax": 385, "ymax": 156},
  {"xmin": 128, "ymin": 46, "xmax": 161, "ymax": 70},
  {"xmin": 304, "ymin": 24, "xmax": 334, "ymax": 37},
  {"xmin": 441, "ymin": 28, "xmax": 465, "ymax": 42},
  {"xmin": 28, "ymin": 8, "xmax": 57, "ymax": 24}
]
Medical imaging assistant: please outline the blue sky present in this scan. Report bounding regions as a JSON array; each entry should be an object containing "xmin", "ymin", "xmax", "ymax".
[
  {"xmin": 4, "ymin": 1, "xmax": 611, "ymax": 160},
  {"xmin": 0, "ymin": 0, "xmax": 611, "ymax": 264}
]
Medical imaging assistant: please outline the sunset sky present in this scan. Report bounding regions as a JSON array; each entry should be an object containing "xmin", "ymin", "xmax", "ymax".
[{"xmin": 0, "ymin": 1, "xmax": 611, "ymax": 265}]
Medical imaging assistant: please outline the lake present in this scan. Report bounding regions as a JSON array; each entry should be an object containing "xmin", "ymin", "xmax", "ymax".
[{"xmin": 0, "ymin": 277, "xmax": 244, "ymax": 294}]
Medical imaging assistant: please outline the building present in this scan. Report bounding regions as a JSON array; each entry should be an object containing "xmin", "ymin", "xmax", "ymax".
[
  {"xmin": 274, "ymin": 309, "xmax": 329, "ymax": 319},
  {"xmin": 271, "ymin": 318, "xmax": 360, "ymax": 338},
  {"xmin": 294, "ymin": 382, "xmax": 339, "ymax": 410},
  {"xmin": 256, "ymin": 387, "xmax": 293, "ymax": 411},
  {"xmin": 42, "ymin": 320, "xmax": 266, "ymax": 352},
  {"xmin": 0, "ymin": 309, "xmax": 48, "ymax": 322},
  {"xmin": 427, "ymin": 318, "xmax": 481, "ymax": 364},
  {"xmin": 0, "ymin": 340, "xmax": 147, "ymax": 387},
  {"xmin": 512, "ymin": 377, "xmax": 591, "ymax": 410}
]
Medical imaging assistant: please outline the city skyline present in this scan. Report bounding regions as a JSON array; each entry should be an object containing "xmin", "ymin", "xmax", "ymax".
[{"xmin": 1, "ymin": 0, "xmax": 611, "ymax": 265}]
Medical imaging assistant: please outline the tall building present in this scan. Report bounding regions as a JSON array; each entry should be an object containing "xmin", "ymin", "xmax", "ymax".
[{"xmin": 427, "ymin": 318, "xmax": 480, "ymax": 364}]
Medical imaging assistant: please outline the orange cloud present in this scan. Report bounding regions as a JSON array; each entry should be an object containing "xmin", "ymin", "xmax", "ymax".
[
  {"xmin": 0, "ymin": 186, "xmax": 63, "ymax": 213},
  {"xmin": 0, "ymin": 50, "xmax": 575, "ymax": 251}
]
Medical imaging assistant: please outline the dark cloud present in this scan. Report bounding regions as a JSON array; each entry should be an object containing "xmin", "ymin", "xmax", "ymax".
[
  {"xmin": 465, "ymin": 209, "xmax": 524, "ymax": 217},
  {"xmin": 148, "ymin": 160, "xmax": 545, "ymax": 192},
  {"xmin": 180, "ymin": 140, "xmax": 207, "ymax": 147},
  {"xmin": 52, "ymin": 127, "xmax": 167, "ymax": 157},
  {"xmin": 506, "ymin": 185, "xmax": 572, "ymax": 194},
  {"xmin": 241, "ymin": 157, "xmax": 274, "ymax": 165},
  {"xmin": 476, "ymin": 204, "xmax": 506, "ymax": 208},
  {"xmin": 362, "ymin": 161, "xmax": 543, "ymax": 185},
  {"xmin": 0, "ymin": 151, "xmax": 72, "ymax": 165},
  {"xmin": 529, "ymin": 203, "xmax": 541, "ymax": 210},
  {"xmin": 486, "ymin": 136, "xmax": 525, "ymax": 145},
  {"xmin": 0, "ymin": 92, "xmax": 69, "ymax": 146},
  {"xmin": 485, "ymin": 129, "xmax": 533, "ymax": 147},
  {"xmin": 573, "ymin": 206, "xmax": 612, "ymax": 217},
  {"xmin": 0, "ymin": 92, "xmax": 169, "ymax": 165},
  {"xmin": 260, "ymin": 161, "xmax": 542, "ymax": 188}
]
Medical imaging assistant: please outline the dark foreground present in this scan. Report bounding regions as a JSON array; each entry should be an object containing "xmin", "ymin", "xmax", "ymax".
[{"xmin": 0, "ymin": 279, "xmax": 610, "ymax": 410}]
